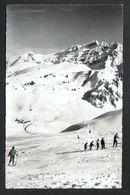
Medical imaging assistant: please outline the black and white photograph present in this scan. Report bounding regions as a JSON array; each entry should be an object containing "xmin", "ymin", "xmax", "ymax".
[{"xmin": 6, "ymin": 4, "xmax": 123, "ymax": 189}]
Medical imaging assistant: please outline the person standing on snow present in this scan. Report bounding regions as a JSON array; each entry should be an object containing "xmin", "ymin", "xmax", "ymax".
[
  {"xmin": 96, "ymin": 139, "xmax": 100, "ymax": 150},
  {"xmin": 89, "ymin": 141, "xmax": 94, "ymax": 150},
  {"xmin": 84, "ymin": 142, "xmax": 88, "ymax": 151},
  {"xmin": 8, "ymin": 146, "xmax": 18, "ymax": 166},
  {"xmin": 113, "ymin": 133, "xmax": 119, "ymax": 147},
  {"xmin": 101, "ymin": 138, "xmax": 105, "ymax": 149}
]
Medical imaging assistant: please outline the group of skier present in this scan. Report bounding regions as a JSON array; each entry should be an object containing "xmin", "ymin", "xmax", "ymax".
[
  {"xmin": 7, "ymin": 133, "xmax": 120, "ymax": 166},
  {"xmin": 84, "ymin": 133, "xmax": 119, "ymax": 151}
]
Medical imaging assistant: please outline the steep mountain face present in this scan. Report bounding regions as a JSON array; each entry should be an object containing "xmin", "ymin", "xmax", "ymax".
[
  {"xmin": 52, "ymin": 41, "xmax": 122, "ymax": 68},
  {"xmin": 81, "ymin": 56, "xmax": 122, "ymax": 108},
  {"xmin": 6, "ymin": 40, "xmax": 123, "ymax": 135}
]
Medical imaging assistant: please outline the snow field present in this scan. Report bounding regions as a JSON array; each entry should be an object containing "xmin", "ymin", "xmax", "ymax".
[{"xmin": 6, "ymin": 129, "xmax": 122, "ymax": 188}]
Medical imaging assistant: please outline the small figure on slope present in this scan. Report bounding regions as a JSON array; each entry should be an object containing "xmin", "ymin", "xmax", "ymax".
[
  {"xmin": 84, "ymin": 142, "xmax": 88, "ymax": 151},
  {"xmin": 101, "ymin": 138, "xmax": 105, "ymax": 149},
  {"xmin": 113, "ymin": 133, "xmax": 119, "ymax": 147},
  {"xmin": 8, "ymin": 146, "xmax": 18, "ymax": 166},
  {"xmin": 89, "ymin": 141, "xmax": 94, "ymax": 150},
  {"xmin": 96, "ymin": 139, "xmax": 100, "ymax": 150}
]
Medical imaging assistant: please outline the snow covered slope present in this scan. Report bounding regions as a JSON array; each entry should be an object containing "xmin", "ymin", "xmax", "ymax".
[
  {"xmin": 6, "ymin": 108, "xmax": 122, "ymax": 188},
  {"xmin": 62, "ymin": 109, "xmax": 122, "ymax": 135},
  {"xmin": 6, "ymin": 41, "xmax": 123, "ymax": 136},
  {"xmin": 6, "ymin": 129, "xmax": 122, "ymax": 188}
]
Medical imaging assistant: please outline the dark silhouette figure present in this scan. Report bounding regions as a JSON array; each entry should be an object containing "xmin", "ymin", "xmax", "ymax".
[
  {"xmin": 89, "ymin": 130, "xmax": 91, "ymax": 134},
  {"xmin": 84, "ymin": 142, "xmax": 88, "ymax": 151},
  {"xmin": 8, "ymin": 146, "xmax": 18, "ymax": 166},
  {"xmin": 96, "ymin": 139, "xmax": 100, "ymax": 150},
  {"xmin": 101, "ymin": 138, "xmax": 105, "ymax": 149},
  {"xmin": 77, "ymin": 135, "xmax": 80, "ymax": 139},
  {"xmin": 89, "ymin": 141, "xmax": 94, "ymax": 150},
  {"xmin": 113, "ymin": 133, "xmax": 119, "ymax": 147}
]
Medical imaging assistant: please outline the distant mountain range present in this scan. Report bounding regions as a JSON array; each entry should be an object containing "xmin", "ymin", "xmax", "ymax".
[{"xmin": 7, "ymin": 40, "xmax": 123, "ymax": 69}]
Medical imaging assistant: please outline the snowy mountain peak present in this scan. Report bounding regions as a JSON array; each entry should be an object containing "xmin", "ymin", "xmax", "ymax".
[
  {"xmin": 7, "ymin": 41, "xmax": 123, "ymax": 69},
  {"xmin": 20, "ymin": 52, "xmax": 44, "ymax": 64},
  {"xmin": 6, "ymin": 40, "xmax": 123, "ymax": 127}
]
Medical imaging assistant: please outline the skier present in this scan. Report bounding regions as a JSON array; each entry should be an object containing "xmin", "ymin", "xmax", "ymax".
[
  {"xmin": 113, "ymin": 133, "xmax": 119, "ymax": 147},
  {"xmin": 101, "ymin": 138, "xmax": 105, "ymax": 149},
  {"xmin": 77, "ymin": 135, "xmax": 80, "ymax": 139},
  {"xmin": 89, "ymin": 141, "xmax": 94, "ymax": 150},
  {"xmin": 84, "ymin": 142, "xmax": 88, "ymax": 151},
  {"xmin": 8, "ymin": 146, "xmax": 18, "ymax": 166},
  {"xmin": 96, "ymin": 139, "xmax": 100, "ymax": 150}
]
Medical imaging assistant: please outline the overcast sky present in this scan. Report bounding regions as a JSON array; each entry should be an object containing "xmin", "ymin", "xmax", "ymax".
[{"xmin": 6, "ymin": 4, "xmax": 123, "ymax": 57}]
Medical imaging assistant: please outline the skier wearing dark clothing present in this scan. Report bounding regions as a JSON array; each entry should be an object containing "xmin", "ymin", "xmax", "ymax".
[
  {"xmin": 96, "ymin": 139, "xmax": 100, "ymax": 150},
  {"xmin": 84, "ymin": 142, "xmax": 88, "ymax": 151},
  {"xmin": 113, "ymin": 133, "xmax": 119, "ymax": 147},
  {"xmin": 8, "ymin": 146, "xmax": 18, "ymax": 166},
  {"xmin": 90, "ymin": 141, "xmax": 94, "ymax": 150},
  {"xmin": 101, "ymin": 138, "xmax": 105, "ymax": 149}
]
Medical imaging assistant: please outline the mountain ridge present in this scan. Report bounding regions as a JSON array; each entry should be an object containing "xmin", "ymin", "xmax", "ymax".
[
  {"xmin": 6, "ymin": 40, "xmax": 123, "ymax": 135},
  {"xmin": 7, "ymin": 40, "xmax": 122, "ymax": 69}
]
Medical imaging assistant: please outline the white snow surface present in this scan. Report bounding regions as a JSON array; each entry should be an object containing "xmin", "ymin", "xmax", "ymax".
[
  {"xmin": 6, "ymin": 117, "xmax": 122, "ymax": 188},
  {"xmin": 6, "ymin": 60, "xmax": 122, "ymax": 136},
  {"xmin": 6, "ymin": 41, "xmax": 122, "ymax": 188}
]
